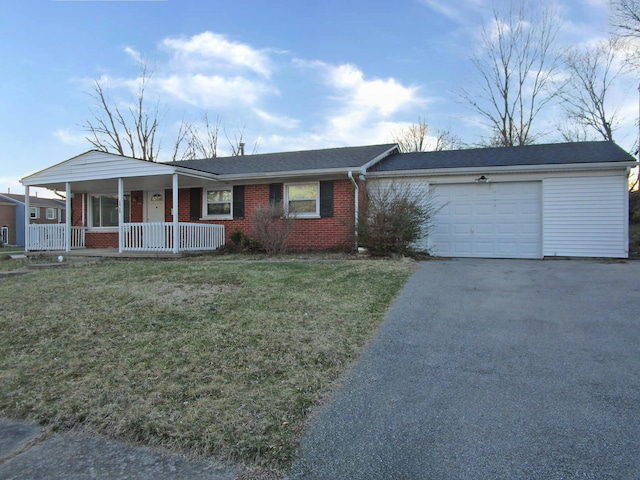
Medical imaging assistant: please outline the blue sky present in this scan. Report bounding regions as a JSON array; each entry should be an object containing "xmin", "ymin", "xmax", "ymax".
[{"xmin": 1, "ymin": 0, "xmax": 636, "ymax": 196}]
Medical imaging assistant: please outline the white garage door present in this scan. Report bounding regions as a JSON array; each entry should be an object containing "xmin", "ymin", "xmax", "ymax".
[{"xmin": 429, "ymin": 182, "xmax": 542, "ymax": 259}]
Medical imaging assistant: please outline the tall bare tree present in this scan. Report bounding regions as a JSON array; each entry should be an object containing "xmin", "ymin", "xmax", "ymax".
[
  {"xmin": 461, "ymin": 1, "xmax": 563, "ymax": 147},
  {"xmin": 225, "ymin": 126, "xmax": 259, "ymax": 156},
  {"xmin": 393, "ymin": 118, "xmax": 462, "ymax": 152},
  {"xmin": 172, "ymin": 112, "xmax": 221, "ymax": 161},
  {"xmin": 560, "ymin": 38, "xmax": 628, "ymax": 142},
  {"xmin": 612, "ymin": 0, "xmax": 640, "ymax": 37},
  {"xmin": 84, "ymin": 63, "xmax": 160, "ymax": 161}
]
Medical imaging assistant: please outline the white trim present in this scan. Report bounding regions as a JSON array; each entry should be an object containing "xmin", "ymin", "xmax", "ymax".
[
  {"xmin": 29, "ymin": 207, "xmax": 39, "ymax": 219},
  {"xmin": 202, "ymin": 186, "xmax": 233, "ymax": 220},
  {"xmin": 45, "ymin": 207, "xmax": 57, "ymax": 220},
  {"xmin": 366, "ymin": 161, "xmax": 637, "ymax": 179},
  {"xmin": 284, "ymin": 181, "xmax": 320, "ymax": 218}
]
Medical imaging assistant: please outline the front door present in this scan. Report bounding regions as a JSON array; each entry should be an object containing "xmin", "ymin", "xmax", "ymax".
[
  {"xmin": 146, "ymin": 191, "xmax": 165, "ymax": 223},
  {"xmin": 145, "ymin": 191, "xmax": 166, "ymax": 249}
]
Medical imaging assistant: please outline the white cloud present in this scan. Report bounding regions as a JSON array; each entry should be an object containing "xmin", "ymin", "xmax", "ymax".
[
  {"xmin": 162, "ymin": 31, "xmax": 272, "ymax": 77},
  {"xmin": 326, "ymin": 63, "xmax": 422, "ymax": 116},
  {"xmin": 124, "ymin": 46, "xmax": 143, "ymax": 64},
  {"xmin": 157, "ymin": 74, "xmax": 276, "ymax": 109},
  {"xmin": 253, "ymin": 109, "xmax": 299, "ymax": 129},
  {"xmin": 301, "ymin": 61, "xmax": 426, "ymax": 145},
  {"xmin": 53, "ymin": 128, "xmax": 87, "ymax": 147}
]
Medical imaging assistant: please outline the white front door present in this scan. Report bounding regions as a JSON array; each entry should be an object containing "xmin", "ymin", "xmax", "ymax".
[
  {"xmin": 145, "ymin": 191, "xmax": 166, "ymax": 249},
  {"xmin": 146, "ymin": 191, "xmax": 165, "ymax": 223}
]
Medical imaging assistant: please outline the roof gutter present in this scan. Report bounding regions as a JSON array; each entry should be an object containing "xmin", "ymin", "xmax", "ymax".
[{"xmin": 365, "ymin": 161, "xmax": 638, "ymax": 178}]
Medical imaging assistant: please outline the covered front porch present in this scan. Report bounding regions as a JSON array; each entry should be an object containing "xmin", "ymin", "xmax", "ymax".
[{"xmin": 21, "ymin": 150, "xmax": 226, "ymax": 254}]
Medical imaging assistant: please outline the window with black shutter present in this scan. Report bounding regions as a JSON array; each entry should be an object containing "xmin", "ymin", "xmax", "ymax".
[
  {"xmin": 319, "ymin": 181, "xmax": 334, "ymax": 218},
  {"xmin": 233, "ymin": 185, "xmax": 245, "ymax": 219}
]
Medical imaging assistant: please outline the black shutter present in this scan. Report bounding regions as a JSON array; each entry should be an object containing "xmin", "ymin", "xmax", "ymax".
[
  {"xmin": 190, "ymin": 188, "xmax": 201, "ymax": 220},
  {"xmin": 320, "ymin": 181, "xmax": 334, "ymax": 218},
  {"xmin": 269, "ymin": 183, "xmax": 282, "ymax": 205},
  {"xmin": 233, "ymin": 185, "xmax": 245, "ymax": 219}
]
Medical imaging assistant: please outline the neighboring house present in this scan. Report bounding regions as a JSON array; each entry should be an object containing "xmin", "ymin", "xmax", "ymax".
[
  {"xmin": 0, "ymin": 193, "xmax": 65, "ymax": 246},
  {"xmin": 20, "ymin": 141, "xmax": 636, "ymax": 258}
]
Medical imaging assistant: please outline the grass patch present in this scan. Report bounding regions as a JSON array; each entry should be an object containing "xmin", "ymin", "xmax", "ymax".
[{"xmin": 0, "ymin": 258, "xmax": 413, "ymax": 471}]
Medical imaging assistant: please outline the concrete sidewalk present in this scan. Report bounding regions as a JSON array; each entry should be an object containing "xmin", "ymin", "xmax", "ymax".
[
  {"xmin": 0, "ymin": 418, "xmax": 238, "ymax": 480},
  {"xmin": 290, "ymin": 259, "xmax": 640, "ymax": 479}
]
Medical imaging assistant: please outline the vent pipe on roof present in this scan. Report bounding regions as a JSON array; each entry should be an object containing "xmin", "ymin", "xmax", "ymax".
[{"xmin": 239, "ymin": 142, "xmax": 245, "ymax": 156}]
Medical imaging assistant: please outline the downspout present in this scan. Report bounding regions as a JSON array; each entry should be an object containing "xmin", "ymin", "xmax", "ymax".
[{"xmin": 348, "ymin": 171, "xmax": 359, "ymax": 250}]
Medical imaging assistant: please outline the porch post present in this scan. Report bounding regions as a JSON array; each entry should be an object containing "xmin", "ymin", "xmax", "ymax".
[
  {"xmin": 65, "ymin": 182, "xmax": 71, "ymax": 252},
  {"xmin": 118, "ymin": 178, "xmax": 124, "ymax": 253},
  {"xmin": 172, "ymin": 173, "xmax": 179, "ymax": 254},
  {"xmin": 24, "ymin": 185, "xmax": 30, "ymax": 252}
]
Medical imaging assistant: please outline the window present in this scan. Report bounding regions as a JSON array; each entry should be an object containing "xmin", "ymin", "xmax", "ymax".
[
  {"xmin": 90, "ymin": 194, "xmax": 130, "ymax": 228},
  {"xmin": 30, "ymin": 207, "xmax": 39, "ymax": 219},
  {"xmin": 285, "ymin": 182, "xmax": 319, "ymax": 217},
  {"xmin": 204, "ymin": 189, "xmax": 232, "ymax": 217},
  {"xmin": 46, "ymin": 208, "xmax": 57, "ymax": 220}
]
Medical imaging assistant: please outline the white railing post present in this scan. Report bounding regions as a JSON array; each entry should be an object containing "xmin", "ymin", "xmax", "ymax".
[
  {"xmin": 172, "ymin": 174, "xmax": 179, "ymax": 254},
  {"xmin": 24, "ymin": 186, "xmax": 30, "ymax": 252},
  {"xmin": 65, "ymin": 182, "xmax": 71, "ymax": 252},
  {"xmin": 118, "ymin": 178, "xmax": 124, "ymax": 254}
]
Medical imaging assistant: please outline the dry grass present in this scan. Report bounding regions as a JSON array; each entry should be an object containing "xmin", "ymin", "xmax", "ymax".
[{"xmin": 0, "ymin": 257, "xmax": 414, "ymax": 472}]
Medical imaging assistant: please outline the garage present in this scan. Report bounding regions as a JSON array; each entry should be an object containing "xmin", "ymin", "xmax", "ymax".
[
  {"xmin": 428, "ymin": 182, "xmax": 542, "ymax": 259},
  {"xmin": 367, "ymin": 141, "xmax": 636, "ymax": 259}
]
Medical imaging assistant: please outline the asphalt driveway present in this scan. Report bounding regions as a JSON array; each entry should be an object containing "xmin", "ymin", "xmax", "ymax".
[{"xmin": 290, "ymin": 259, "xmax": 640, "ymax": 480}]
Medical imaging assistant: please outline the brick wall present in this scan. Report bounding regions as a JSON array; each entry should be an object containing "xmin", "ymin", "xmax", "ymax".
[
  {"xmin": 168, "ymin": 180, "xmax": 356, "ymax": 251},
  {"xmin": 71, "ymin": 182, "xmax": 357, "ymax": 251}
]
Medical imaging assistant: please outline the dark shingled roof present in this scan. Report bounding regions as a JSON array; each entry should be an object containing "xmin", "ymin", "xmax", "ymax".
[
  {"xmin": 369, "ymin": 141, "xmax": 636, "ymax": 172},
  {"xmin": 0, "ymin": 193, "xmax": 65, "ymax": 208},
  {"xmin": 167, "ymin": 144, "xmax": 398, "ymax": 175}
]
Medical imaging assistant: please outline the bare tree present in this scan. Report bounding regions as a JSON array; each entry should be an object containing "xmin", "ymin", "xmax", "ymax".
[
  {"xmin": 560, "ymin": 38, "xmax": 628, "ymax": 142},
  {"xmin": 461, "ymin": 1, "xmax": 563, "ymax": 147},
  {"xmin": 612, "ymin": 0, "xmax": 640, "ymax": 37},
  {"xmin": 225, "ymin": 126, "xmax": 259, "ymax": 156},
  {"xmin": 172, "ymin": 112, "xmax": 221, "ymax": 161},
  {"xmin": 84, "ymin": 63, "xmax": 160, "ymax": 161},
  {"xmin": 433, "ymin": 128, "xmax": 463, "ymax": 151},
  {"xmin": 393, "ymin": 118, "xmax": 462, "ymax": 152},
  {"xmin": 393, "ymin": 118, "xmax": 429, "ymax": 152}
]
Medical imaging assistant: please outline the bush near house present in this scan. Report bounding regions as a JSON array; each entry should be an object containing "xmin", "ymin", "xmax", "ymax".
[{"xmin": 358, "ymin": 182, "xmax": 436, "ymax": 257}]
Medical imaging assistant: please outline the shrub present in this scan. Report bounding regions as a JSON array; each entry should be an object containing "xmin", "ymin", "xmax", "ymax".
[
  {"xmin": 251, "ymin": 202, "xmax": 296, "ymax": 256},
  {"xmin": 358, "ymin": 182, "xmax": 437, "ymax": 256}
]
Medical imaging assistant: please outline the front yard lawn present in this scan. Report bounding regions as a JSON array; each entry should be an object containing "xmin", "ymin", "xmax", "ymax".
[{"xmin": 0, "ymin": 257, "xmax": 413, "ymax": 472}]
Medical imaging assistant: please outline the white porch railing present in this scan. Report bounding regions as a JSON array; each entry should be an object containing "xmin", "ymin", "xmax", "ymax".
[
  {"xmin": 122, "ymin": 222, "xmax": 225, "ymax": 252},
  {"xmin": 27, "ymin": 225, "xmax": 86, "ymax": 251}
]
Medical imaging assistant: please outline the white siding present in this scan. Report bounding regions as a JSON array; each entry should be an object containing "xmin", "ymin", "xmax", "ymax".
[
  {"xmin": 543, "ymin": 176, "xmax": 628, "ymax": 258},
  {"xmin": 23, "ymin": 151, "xmax": 177, "ymax": 185}
]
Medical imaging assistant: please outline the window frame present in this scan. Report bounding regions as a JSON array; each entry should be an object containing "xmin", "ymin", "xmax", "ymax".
[
  {"xmin": 284, "ymin": 182, "xmax": 320, "ymax": 218},
  {"xmin": 202, "ymin": 187, "xmax": 233, "ymax": 220},
  {"xmin": 29, "ymin": 207, "xmax": 39, "ymax": 219},
  {"xmin": 89, "ymin": 194, "xmax": 131, "ymax": 229},
  {"xmin": 46, "ymin": 207, "xmax": 57, "ymax": 220}
]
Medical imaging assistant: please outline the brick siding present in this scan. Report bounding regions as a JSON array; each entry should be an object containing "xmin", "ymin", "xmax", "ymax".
[{"xmin": 72, "ymin": 182, "xmax": 357, "ymax": 251}]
